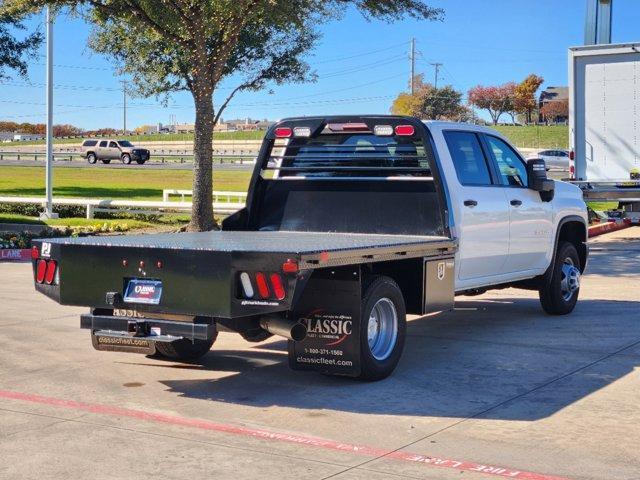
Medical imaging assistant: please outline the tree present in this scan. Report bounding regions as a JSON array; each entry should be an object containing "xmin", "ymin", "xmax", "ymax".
[
  {"xmin": 391, "ymin": 75, "xmax": 464, "ymax": 120},
  {"xmin": 4, "ymin": 1, "xmax": 443, "ymax": 231},
  {"xmin": 540, "ymin": 99, "xmax": 568, "ymax": 123},
  {"xmin": 514, "ymin": 73, "xmax": 544, "ymax": 124},
  {"xmin": 0, "ymin": 13, "xmax": 42, "ymax": 80},
  {"xmin": 53, "ymin": 124, "xmax": 83, "ymax": 137},
  {"xmin": 467, "ymin": 84, "xmax": 513, "ymax": 125}
]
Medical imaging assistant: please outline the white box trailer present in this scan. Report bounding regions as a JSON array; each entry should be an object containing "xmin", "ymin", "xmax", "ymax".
[{"xmin": 569, "ymin": 43, "xmax": 640, "ymax": 182}]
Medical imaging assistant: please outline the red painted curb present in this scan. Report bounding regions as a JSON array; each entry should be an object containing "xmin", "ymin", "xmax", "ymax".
[
  {"xmin": 0, "ymin": 389, "xmax": 567, "ymax": 480},
  {"xmin": 0, "ymin": 249, "xmax": 31, "ymax": 261},
  {"xmin": 588, "ymin": 219, "xmax": 631, "ymax": 238}
]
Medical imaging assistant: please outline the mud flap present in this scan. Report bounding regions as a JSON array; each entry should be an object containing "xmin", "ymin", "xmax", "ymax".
[{"xmin": 288, "ymin": 267, "xmax": 362, "ymax": 377}]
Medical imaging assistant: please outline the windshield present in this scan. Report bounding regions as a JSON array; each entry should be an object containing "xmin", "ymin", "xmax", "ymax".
[
  {"xmin": 268, "ymin": 133, "xmax": 432, "ymax": 178},
  {"xmin": 118, "ymin": 140, "xmax": 134, "ymax": 147}
]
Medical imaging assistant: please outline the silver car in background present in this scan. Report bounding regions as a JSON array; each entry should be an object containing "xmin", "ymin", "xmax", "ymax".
[{"xmin": 536, "ymin": 149, "xmax": 570, "ymax": 170}]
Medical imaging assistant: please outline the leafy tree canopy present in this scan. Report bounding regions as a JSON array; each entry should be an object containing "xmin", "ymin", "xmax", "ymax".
[
  {"xmin": 391, "ymin": 74, "xmax": 465, "ymax": 121},
  {"xmin": 0, "ymin": 13, "xmax": 42, "ymax": 80}
]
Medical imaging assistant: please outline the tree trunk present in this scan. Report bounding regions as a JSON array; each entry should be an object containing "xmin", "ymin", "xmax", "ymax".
[{"xmin": 188, "ymin": 86, "xmax": 215, "ymax": 232}]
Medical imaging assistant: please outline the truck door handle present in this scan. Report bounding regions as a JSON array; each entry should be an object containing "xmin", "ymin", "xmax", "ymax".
[
  {"xmin": 463, "ymin": 199, "xmax": 478, "ymax": 207},
  {"xmin": 510, "ymin": 199, "xmax": 522, "ymax": 206}
]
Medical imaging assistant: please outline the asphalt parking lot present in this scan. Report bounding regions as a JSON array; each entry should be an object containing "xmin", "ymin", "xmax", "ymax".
[{"xmin": 1, "ymin": 228, "xmax": 639, "ymax": 480}]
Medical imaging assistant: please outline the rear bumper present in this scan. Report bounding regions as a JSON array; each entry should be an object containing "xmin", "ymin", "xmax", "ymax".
[{"xmin": 80, "ymin": 313, "xmax": 214, "ymax": 341}]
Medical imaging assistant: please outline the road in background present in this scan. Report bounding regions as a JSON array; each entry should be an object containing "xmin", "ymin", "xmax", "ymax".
[{"xmin": 0, "ymin": 228, "xmax": 638, "ymax": 479}]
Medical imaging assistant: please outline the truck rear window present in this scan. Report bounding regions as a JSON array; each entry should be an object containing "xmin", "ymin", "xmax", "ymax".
[{"xmin": 268, "ymin": 133, "xmax": 432, "ymax": 178}]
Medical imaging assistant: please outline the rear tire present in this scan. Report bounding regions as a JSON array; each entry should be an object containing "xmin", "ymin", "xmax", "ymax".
[
  {"xmin": 121, "ymin": 154, "xmax": 132, "ymax": 165},
  {"xmin": 87, "ymin": 153, "xmax": 97, "ymax": 164},
  {"xmin": 358, "ymin": 276, "xmax": 406, "ymax": 381},
  {"xmin": 539, "ymin": 241, "xmax": 581, "ymax": 315},
  {"xmin": 240, "ymin": 328, "xmax": 274, "ymax": 343},
  {"xmin": 155, "ymin": 330, "xmax": 217, "ymax": 361}
]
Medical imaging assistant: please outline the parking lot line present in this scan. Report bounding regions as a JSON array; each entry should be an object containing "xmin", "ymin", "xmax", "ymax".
[{"xmin": 0, "ymin": 389, "xmax": 566, "ymax": 480}]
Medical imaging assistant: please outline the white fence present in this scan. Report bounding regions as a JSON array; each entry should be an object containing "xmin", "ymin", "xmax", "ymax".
[
  {"xmin": 0, "ymin": 195, "xmax": 245, "ymax": 219},
  {"xmin": 163, "ymin": 189, "xmax": 247, "ymax": 203}
]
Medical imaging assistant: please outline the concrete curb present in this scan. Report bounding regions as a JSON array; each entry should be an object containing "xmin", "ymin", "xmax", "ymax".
[{"xmin": 588, "ymin": 219, "xmax": 632, "ymax": 238}]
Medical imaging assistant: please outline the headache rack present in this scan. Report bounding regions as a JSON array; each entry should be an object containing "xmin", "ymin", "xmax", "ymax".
[{"xmin": 259, "ymin": 117, "xmax": 436, "ymax": 179}]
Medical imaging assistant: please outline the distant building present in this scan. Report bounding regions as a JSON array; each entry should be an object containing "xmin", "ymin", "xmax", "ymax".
[
  {"xmin": 539, "ymin": 86, "xmax": 569, "ymax": 123},
  {"xmin": 227, "ymin": 118, "xmax": 275, "ymax": 131},
  {"xmin": 11, "ymin": 133, "xmax": 45, "ymax": 141}
]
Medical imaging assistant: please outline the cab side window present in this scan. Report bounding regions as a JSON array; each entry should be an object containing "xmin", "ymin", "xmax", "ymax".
[
  {"xmin": 485, "ymin": 135, "xmax": 528, "ymax": 187},
  {"xmin": 99, "ymin": 141, "xmax": 107, "ymax": 148},
  {"xmin": 443, "ymin": 131, "xmax": 492, "ymax": 186},
  {"xmin": 109, "ymin": 141, "xmax": 118, "ymax": 148}
]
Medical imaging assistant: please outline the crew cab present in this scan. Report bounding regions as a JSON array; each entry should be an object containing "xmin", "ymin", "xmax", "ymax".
[{"xmin": 32, "ymin": 116, "xmax": 588, "ymax": 380}]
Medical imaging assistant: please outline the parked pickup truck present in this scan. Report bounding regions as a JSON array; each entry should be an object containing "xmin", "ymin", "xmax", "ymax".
[{"xmin": 31, "ymin": 116, "xmax": 588, "ymax": 380}]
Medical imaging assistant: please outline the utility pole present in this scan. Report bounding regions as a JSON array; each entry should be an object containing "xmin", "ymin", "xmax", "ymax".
[
  {"xmin": 41, "ymin": 6, "xmax": 57, "ymax": 220},
  {"xmin": 409, "ymin": 38, "xmax": 416, "ymax": 95},
  {"xmin": 585, "ymin": 0, "xmax": 612, "ymax": 45},
  {"xmin": 430, "ymin": 62, "xmax": 443, "ymax": 89},
  {"xmin": 120, "ymin": 80, "xmax": 127, "ymax": 134}
]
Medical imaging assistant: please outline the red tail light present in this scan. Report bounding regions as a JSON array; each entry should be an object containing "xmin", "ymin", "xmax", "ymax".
[
  {"xmin": 269, "ymin": 273, "xmax": 286, "ymax": 300},
  {"xmin": 395, "ymin": 125, "xmax": 415, "ymax": 136},
  {"xmin": 44, "ymin": 260, "xmax": 57, "ymax": 285},
  {"xmin": 274, "ymin": 127, "xmax": 292, "ymax": 138},
  {"xmin": 255, "ymin": 272, "xmax": 270, "ymax": 298},
  {"xmin": 282, "ymin": 259, "xmax": 299, "ymax": 274},
  {"xmin": 36, "ymin": 260, "xmax": 47, "ymax": 283},
  {"xmin": 569, "ymin": 150, "xmax": 575, "ymax": 161},
  {"xmin": 31, "ymin": 246, "xmax": 40, "ymax": 260}
]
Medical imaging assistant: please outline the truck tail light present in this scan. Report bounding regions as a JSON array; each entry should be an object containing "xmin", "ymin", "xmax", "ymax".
[
  {"xmin": 282, "ymin": 259, "xmax": 298, "ymax": 274},
  {"xmin": 395, "ymin": 125, "xmax": 415, "ymax": 136},
  {"xmin": 569, "ymin": 150, "xmax": 575, "ymax": 160},
  {"xmin": 569, "ymin": 164, "xmax": 575, "ymax": 179},
  {"xmin": 255, "ymin": 272, "xmax": 270, "ymax": 299},
  {"xmin": 36, "ymin": 260, "xmax": 47, "ymax": 283},
  {"xmin": 44, "ymin": 260, "xmax": 57, "ymax": 285},
  {"xmin": 274, "ymin": 127, "xmax": 292, "ymax": 138},
  {"xmin": 239, "ymin": 272, "xmax": 254, "ymax": 298},
  {"xmin": 269, "ymin": 273, "xmax": 286, "ymax": 300}
]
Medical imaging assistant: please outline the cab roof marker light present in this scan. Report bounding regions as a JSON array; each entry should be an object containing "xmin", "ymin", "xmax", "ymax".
[
  {"xmin": 395, "ymin": 125, "xmax": 415, "ymax": 136},
  {"xmin": 239, "ymin": 272, "xmax": 254, "ymax": 298},
  {"xmin": 293, "ymin": 127, "xmax": 311, "ymax": 137},
  {"xmin": 374, "ymin": 125, "xmax": 393, "ymax": 136},
  {"xmin": 274, "ymin": 127, "xmax": 292, "ymax": 138}
]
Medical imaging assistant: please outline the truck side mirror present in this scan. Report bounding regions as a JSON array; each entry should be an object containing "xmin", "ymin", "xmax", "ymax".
[{"xmin": 526, "ymin": 158, "xmax": 555, "ymax": 201}]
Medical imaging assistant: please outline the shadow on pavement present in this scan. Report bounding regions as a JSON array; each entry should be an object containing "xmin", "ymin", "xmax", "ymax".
[{"xmin": 156, "ymin": 297, "xmax": 640, "ymax": 420}]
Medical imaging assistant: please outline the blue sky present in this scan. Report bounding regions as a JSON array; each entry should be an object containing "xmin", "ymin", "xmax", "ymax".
[{"xmin": 2, "ymin": 0, "xmax": 640, "ymax": 129}]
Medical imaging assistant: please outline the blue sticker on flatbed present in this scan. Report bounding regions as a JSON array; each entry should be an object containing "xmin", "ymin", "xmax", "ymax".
[{"xmin": 123, "ymin": 279, "xmax": 163, "ymax": 305}]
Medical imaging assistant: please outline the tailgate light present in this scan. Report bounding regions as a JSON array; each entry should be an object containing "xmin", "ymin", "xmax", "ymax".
[
  {"xmin": 293, "ymin": 127, "xmax": 311, "ymax": 137},
  {"xmin": 255, "ymin": 272, "xmax": 270, "ymax": 299},
  {"xmin": 31, "ymin": 246, "xmax": 39, "ymax": 260},
  {"xmin": 239, "ymin": 272, "xmax": 254, "ymax": 298},
  {"xmin": 274, "ymin": 127, "xmax": 292, "ymax": 138},
  {"xmin": 282, "ymin": 258, "xmax": 299, "ymax": 274},
  {"xmin": 36, "ymin": 260, "xmax": 47, "ymax": 283},
  {"xmin": 569, "ymin": 150, "xmax": 575, "ymax": 160},
  {"xmin": 270, "ymin": 273, "xmax": 286, "ymax": 300},
  {"xmin": 374, "ymin": 125, "xmax": 393, "ymax": 136},
  {"xmin": 44, "ymin": 260, "xmax": 57, "ymax": 285},
  {"xmin": 395, "ymin": 125, "xmax": 415, "ymax": 136}
]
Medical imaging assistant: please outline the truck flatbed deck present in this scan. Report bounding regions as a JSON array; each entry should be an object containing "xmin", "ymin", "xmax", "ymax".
[{"xmin": 45, "ymin": 231, "xmax": 455, "ymax": 268}]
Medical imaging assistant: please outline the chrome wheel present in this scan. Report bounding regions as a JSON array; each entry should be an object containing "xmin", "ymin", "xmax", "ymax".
[
  {"xmin": 367, "ymin": 297, "xmax": 398, "ymax": 361},
  {"xmin": 560, "ymin": 257, "xmax": 581, "ymax": 302}
]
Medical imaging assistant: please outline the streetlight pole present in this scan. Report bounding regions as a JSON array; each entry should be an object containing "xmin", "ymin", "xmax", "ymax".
[{"xmin": 41, "ymin": 6, "xmax": 58, "ymax": 219}]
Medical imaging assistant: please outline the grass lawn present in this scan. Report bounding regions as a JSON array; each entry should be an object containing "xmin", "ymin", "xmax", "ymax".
[
  {"xmin": 0, "ymin": 166, "xmax": 252, "ymax": 200},
  {"xmin": 493, "ymin": 125, "xmax": 568, "ymax": 149}
]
